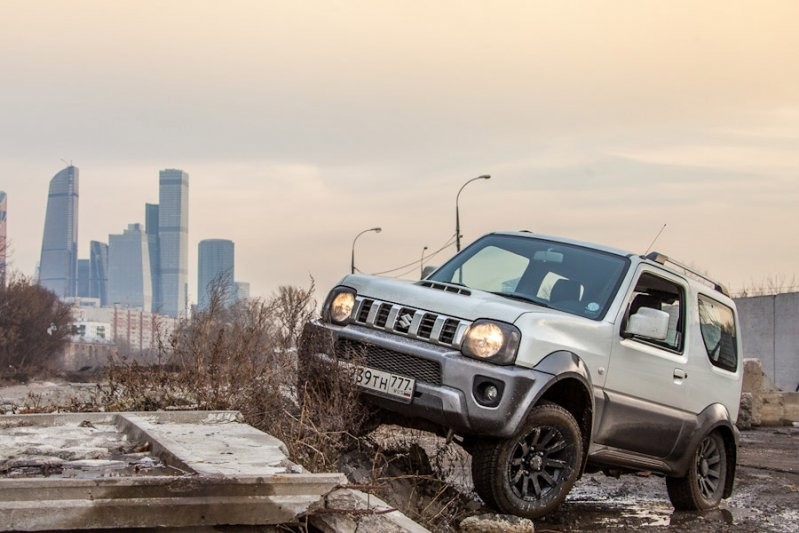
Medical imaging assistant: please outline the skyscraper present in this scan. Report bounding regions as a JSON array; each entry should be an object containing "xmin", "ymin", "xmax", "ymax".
[
  {"xmin": 108, "ymin": 224, "xmax": 152, "ymax": 310},
  {"xmin": 197, "ymin": 239, "xmax": 235, "ymax": 310},
  {"xmin": 39, "ymin": 166, "xmax": 79, "ymax": 298},
  {"xmin": 77, "ymin": 259, "xmax": 91, "ymax": 297},
  {"xmin": 157, "ymin": 169, "xmax": 188, "ymax": 317},
  {"xmin": 90, "ymin": 240, "xmax": 109, "ymax": 305},
  {"xmin": 145, "ymin": 203, "xmax": 160, "ymax": 312},
  {"xmin": 0, "ymin": 191, "xmax": 6, "ymax": 287}
]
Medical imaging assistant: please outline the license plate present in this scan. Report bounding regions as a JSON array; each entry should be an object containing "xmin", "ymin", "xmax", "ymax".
[{"xmin": 354, "ymin": 366, "xmax": 415, "ymax": 403}]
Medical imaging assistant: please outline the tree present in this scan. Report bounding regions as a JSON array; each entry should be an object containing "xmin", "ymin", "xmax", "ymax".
[{"xmin": 0, "ymin": 273, "xmax": 73, "ymax": 379}]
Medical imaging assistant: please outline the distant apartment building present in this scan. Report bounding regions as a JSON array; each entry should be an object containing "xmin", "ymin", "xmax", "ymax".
[
  {"xmin": 71, "ymin": 303, "xmax": 177, "ymax": 354},
  {"xmin": 157, "ymin": 169, "xmax": 189, "ymax": 317},
  {"xmin": 197, "ymin": 239, "xmax": 235, "ymax": 310},
  {"xmin": 108, "ymin": 223, "xmax": 152, "ymax": 310},
  {"xmin": 89, "ymin": 240, "xmax": 109, "ymax": 305},
  {"xmin": 0, "ymin": 191, "xmax": 6, "ymax": 286},
  {"xmin": 39, "ymin": 166, "xmax": 79, "ymax": 297}
]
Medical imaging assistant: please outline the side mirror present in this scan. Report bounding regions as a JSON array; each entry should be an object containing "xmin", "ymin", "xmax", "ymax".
[{"xmin": 625, "ymin": 307, "xmax": 670, "ymax": 340}]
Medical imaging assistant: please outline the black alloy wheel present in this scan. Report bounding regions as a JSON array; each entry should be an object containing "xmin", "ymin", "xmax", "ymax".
[
  {"xmin": 667, "ymin": 431, "xmax": 728, "ymax": 510},
  {"xmin": 472, "ymin": 403, "xmax": 583, "ymax": 519}
]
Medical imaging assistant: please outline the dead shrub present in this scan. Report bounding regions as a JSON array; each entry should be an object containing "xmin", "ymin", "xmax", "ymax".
[{"xmin": 89, "ymin": 278, "xmax": 372, "ymax": 472}]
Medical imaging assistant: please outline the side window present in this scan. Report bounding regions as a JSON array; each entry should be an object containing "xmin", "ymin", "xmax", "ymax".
[
  {"xmin": 698, "ymin": 295, "xmax": 738, "ymax": 372},
  {"xmin": 626, "ymin": 272, "xmax": 685, "ymax": 351}
]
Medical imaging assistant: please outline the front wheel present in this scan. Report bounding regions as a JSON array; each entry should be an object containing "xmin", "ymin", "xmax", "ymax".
[
  {"xmin": 666, "ymin": 431, "xmax": 728, "ymax": 511},
  {"xmin": 471, "ymin": 403, "xmax": 583, "ymax": 519}
]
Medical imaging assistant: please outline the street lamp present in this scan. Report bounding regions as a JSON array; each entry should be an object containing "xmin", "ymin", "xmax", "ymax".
[
  {"xmin": 456, "ymin": 174, "xmax": 491, "ymax": 251},
  {"xmin": 420, "ymin": 245, "xmax": 429, "ymax": 278},
  {"xmin": 351, "ymin": 227, "xmax": 382, "ymax": 274}
]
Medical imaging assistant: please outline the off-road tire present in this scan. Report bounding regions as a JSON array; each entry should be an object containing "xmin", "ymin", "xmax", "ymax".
[
  {"xmin": 666, "ymin": 431, "xmax": 727, "ymax": 511},
  {"xmin": 471, "ymin": 403, "xmax": 583, "ymax": 519}
]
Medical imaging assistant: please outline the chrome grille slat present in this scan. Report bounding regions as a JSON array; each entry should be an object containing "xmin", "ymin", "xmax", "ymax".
[
  {"xmin": 353, "ymin": 296, "xmax": 470, "ymax": 348},
  {"xmin": 385, "ymin": 305, "xmax": 401, "ymax": 331}
]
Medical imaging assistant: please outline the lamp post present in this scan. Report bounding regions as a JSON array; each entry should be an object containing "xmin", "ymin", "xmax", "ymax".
[
  {"xmin": 420, "ymin": 245, "xmax": 429, "ymax": 278},
  {"xmin": 351, "ymin": 227, "xmax": 382, "ymax": 274},
  {"xmin": 456, "ymin": 174, "xmax": 491, "ymax": 251}
]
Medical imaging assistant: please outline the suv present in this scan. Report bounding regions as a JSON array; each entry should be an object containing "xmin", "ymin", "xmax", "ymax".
[{"xmin": 300, "ymin": 231, "xmax": 742, "ymax": 518}]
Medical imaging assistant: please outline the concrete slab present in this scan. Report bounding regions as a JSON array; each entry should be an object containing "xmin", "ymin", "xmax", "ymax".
[
  {"xmin": 310, "ymin": 487, "xmax": 431, "ymax": 533},
  {"xmin": 0, "ymin": 411, "xmax": 346, "ymax": 531}
]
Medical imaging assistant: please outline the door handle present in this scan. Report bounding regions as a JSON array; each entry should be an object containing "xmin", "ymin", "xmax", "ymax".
[{"xmin": 673, "ymin": 369, "xmax": 688, "ymax": 380}]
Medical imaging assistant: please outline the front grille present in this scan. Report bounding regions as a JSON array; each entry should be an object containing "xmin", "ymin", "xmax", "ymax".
[
  {"xmin": 440, "ymin": 319, "xmax": 460, "ymax": 344},
  {"xmin": 334, "ymin": 338, "xmax": 442, "ymax": 385},
  {"xmin": 353, "ymin": 297, "xmax": 470, "ymax": 348},
  {"xmin": 375, "ymin": 303, "xmax": 391, "ymax": 328},
  {"xmin": 417, "ymin": 313, "xmax": 437, "ymax": 339}
]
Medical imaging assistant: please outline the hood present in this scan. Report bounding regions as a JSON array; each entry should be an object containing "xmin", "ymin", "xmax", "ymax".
[{"xmin": 337, "ymin": 274, "xmax": 555, "ymax": 324}]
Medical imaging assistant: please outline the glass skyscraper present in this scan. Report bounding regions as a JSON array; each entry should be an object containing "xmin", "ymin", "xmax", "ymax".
[
  {"xmin": 145, "ymin": 203, "xmax": 160, "ymax": 312},
  {"xmin": 108, "ymin": 223, "xmax": 152, "ymax": 310},
  {"xmin": 39, "ymin": 166, "xmax": 79, "ymax": 298},
  {"xmin": 157, "ymin": 169, "xmax": 189, "ymax": 317},
  {"xmin": 77, "ymin": 259, "xmax": 91, "ymax": 297},
  {"xmin": 90, "ymin": 240, "xmax": 109, "ymax": 305},
  {"xmin": 197, "ymin": 239, "xmax": 235, "ymax": 310}
]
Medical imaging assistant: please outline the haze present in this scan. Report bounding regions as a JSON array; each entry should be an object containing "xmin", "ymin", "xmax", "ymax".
[{"xmin": 1, "ymin": 1, "xmax": 797, "ymax": 302}]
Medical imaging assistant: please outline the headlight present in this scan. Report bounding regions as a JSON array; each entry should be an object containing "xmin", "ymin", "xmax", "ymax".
[
  {"xmin": 462, "ymin": 319, "xmax": 521, "ymax": 365},
  {"xmin": 326, "ymin": 287, "xmax": 356, "ymax": 324}
]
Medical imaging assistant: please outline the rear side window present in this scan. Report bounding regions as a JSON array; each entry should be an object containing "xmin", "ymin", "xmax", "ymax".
[{"xmin": 697, "ymin": 295, "xmax": 738, "ymax": 372}]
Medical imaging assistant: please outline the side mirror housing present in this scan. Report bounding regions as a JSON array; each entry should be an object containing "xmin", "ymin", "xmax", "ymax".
[{"xmin": 625, "ymin": 307, "xmax": 670, "ymax": 341}]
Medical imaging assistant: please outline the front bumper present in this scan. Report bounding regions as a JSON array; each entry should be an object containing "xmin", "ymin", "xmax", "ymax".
[{"xmin": 300, "ymin": 319, "xmax": 554, "ymax": 439}]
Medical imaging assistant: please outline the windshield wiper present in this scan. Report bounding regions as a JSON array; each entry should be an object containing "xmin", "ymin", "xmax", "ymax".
[{"xmin": 490, "ymin": 291, "xmax": 552, "ymax": 308}]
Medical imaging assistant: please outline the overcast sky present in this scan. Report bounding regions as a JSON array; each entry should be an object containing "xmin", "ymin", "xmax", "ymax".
[{"xmin": 1, "ymin": 0, "xmax": 797, "ymax": 303}]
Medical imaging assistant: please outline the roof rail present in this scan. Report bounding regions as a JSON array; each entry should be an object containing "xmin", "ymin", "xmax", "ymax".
[{"xmin": 644, "ymin": 252, "xmax": 730, "ymax": 297}]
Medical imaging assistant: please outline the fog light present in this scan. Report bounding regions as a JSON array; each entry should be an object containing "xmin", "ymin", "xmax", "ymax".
[
  {"xmin": 484, "ymin": 384, "xmax": 499, "ymax": 403},
  {"xmin": 473, "ymin": 377, "xmax": 505, "ymax": 407}
]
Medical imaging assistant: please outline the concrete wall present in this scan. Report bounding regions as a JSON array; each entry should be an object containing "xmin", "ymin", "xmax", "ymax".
[{"xmin": 735, "ymin": 292, "xmax": 799, "ymax": 392}]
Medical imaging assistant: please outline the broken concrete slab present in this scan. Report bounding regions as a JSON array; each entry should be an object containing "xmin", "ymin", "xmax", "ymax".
[
  {"xmin": 309, "ymin": 487, "xmax": 430, "ymax": 533},
  {"xmin": 0, "ymin": 411, "xmax": 345, "ymax": 531}
]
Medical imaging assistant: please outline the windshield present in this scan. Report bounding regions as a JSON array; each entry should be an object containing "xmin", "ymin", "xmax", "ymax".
[{"xmin": 428, "ymin": 234, "xmax": 630, "ymax": 319}]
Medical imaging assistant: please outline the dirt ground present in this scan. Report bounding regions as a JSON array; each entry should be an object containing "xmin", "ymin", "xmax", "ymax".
[{"xmin": 519, "ymin": 427, "xmax": 799, "ymax": 533}]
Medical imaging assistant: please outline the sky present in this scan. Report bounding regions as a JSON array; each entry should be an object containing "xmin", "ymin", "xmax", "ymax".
[{"xmin": 1, "ymin": 0, "xmax": 798, "ymax": 304}]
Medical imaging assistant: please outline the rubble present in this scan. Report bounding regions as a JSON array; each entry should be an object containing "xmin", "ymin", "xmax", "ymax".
[
  {"xmin": 741, "ymin": 358, "xmax": 799, "ymax": 426},
  {"xmin": 459, "ymin": 513, "xmax": 535, "ymax": 532}
]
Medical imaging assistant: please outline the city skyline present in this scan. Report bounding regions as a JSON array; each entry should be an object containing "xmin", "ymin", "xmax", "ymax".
[{"xmin": 1, "ymin": 2, "xmax": 798, "ymax": 300}]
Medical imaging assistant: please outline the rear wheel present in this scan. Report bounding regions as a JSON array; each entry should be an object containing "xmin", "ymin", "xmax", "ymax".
[
  {"xmin": 471, "ymin": 403, "xmax": 583, "ymax": 519},
  {"xmin": 667, "ymin": 431, "xmax": 727, "ymax": 510}
]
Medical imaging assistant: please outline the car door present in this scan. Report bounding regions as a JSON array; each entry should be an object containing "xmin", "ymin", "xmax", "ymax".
[{"xmin": 594, "ymin": 266, "xmax": 692, "ymax": 458}]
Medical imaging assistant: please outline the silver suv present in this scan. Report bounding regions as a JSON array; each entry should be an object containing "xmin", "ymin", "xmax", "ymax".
[{"xmin": 300, "ymin": 231, "xmax": 742, "ymax": 518}]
